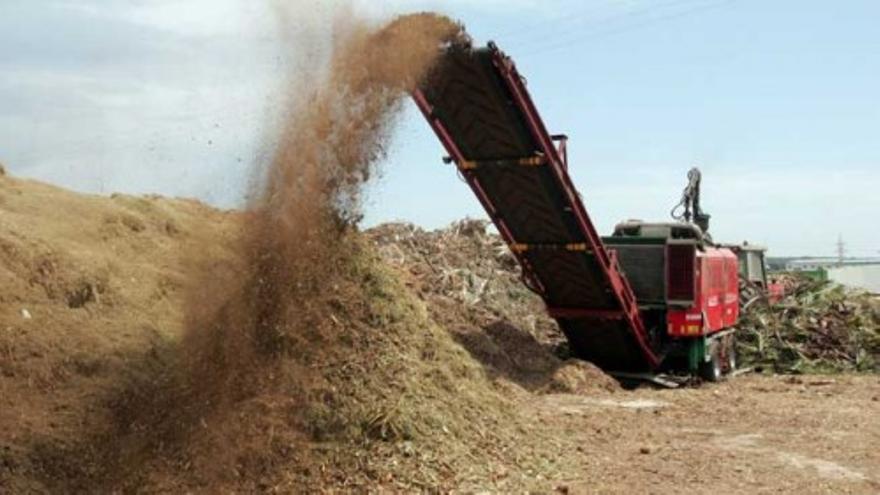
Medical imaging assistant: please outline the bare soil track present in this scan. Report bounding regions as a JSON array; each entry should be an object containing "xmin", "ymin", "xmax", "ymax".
[{"xmin": 538, "ymin": 374, "xmax": 879, "ymax": 494}]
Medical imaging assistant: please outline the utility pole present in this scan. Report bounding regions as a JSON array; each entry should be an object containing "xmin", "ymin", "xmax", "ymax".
[{"xmin": 836, "ymin": 234, "xmax": 846, "ymax": 267}]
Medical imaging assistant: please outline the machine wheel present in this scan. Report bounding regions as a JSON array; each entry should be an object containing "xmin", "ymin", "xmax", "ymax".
[
  {"xmin": 699, "ymin": 346, "xmax": 723, "ymax": 382},
  {"xmin": 725, "ymin": 336, "xmax": 737, "ymax": 374}
]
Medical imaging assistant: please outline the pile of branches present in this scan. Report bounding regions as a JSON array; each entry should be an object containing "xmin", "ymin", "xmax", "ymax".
[
  {"xmin": 366, "ymin": 220, "xmax": 561, "ymax": 345},
  {"xmin": 739, "ymin": 276, "xmax": 880, "ymax": 373},
  {"xmin": 368, "ymin": 219, "xmax": 515, "ymax": 305}
]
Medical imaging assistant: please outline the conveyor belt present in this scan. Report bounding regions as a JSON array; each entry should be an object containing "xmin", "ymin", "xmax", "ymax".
[{"xmin": 414, "ymin": 42, "xmax": 660, "ymax": 371}]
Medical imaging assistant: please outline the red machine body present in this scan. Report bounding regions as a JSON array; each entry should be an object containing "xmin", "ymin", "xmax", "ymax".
[
  {"xmin": 667, "ymin": 247, "xmax": 739, "ymax": 338},
  {"xmin": 720, "ymin": 243, "xmax": 786, "ymax": 306},
  {"xmin": 766, "ymin": 282, "xmax": 785, "ymax": 304}
]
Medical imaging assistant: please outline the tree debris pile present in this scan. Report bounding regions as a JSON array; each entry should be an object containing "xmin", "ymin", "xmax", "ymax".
[
  {"xmin": 367, "ymin": 220, "xmax": 603, "ymax": 391},
  {"xmin": 739, "ymin": 276, "xmax": 880, "ymax": 373},
  {"xmin": 368, "ymin": 220, "xmax": 561, "ymax": 345}
]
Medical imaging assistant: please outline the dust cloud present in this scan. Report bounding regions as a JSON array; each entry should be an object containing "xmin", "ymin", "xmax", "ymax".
[{"xmin": 182, "ymin": 12, "xmax": 465, "ymax": 398}]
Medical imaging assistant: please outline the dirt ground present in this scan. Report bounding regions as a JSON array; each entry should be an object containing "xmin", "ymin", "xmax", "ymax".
[{"xmin": 532, "ymin": 374, "xmax": 880, "ymax": 494}]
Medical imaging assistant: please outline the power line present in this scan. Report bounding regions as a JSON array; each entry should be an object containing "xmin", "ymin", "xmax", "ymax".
[
  {"xmin": 501, "ymin": 0, "xmax": 708, "ymax": 50},
  {"xmin": 513, "ymin": 0, "xmax": 737, "ymax": 58},
  {"xmin": 490, "ymin": 0, "xmax": 648, "ymax": 46}
]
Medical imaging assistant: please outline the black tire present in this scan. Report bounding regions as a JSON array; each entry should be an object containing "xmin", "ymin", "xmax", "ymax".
[{"xmin": 699, "ymin": 347, "xmax": 723, "ymax": 382}]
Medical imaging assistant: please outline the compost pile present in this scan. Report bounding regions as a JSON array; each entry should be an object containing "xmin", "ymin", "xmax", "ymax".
[
  {"xmin": 739, "ymin": 276, "xmax": 880, "ymax": 373},
  {"xmin": 368, "ymin": 221, "xmax": 621, "ymax": 394}
]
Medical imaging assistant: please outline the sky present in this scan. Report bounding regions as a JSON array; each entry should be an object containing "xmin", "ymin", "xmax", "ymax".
[{"xmin": 1, "ymin": 0, "xmax": 878, "ymax": 257}]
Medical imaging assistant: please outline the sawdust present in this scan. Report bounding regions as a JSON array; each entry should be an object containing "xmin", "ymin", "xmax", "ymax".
[
  {"xmin": 0, "ymin": 173, "xmax": 241, "ymax": 492},
  {"xmin": 543, "ymin": 360, "xmax": 620, "ymax": 395},
  {"xmin": 180, "ymin": 11, "xmax": 466, "ymax": 393},
  {"xmin": 86, "ymin": 12, "xmax": 477, "ymax": 492}
]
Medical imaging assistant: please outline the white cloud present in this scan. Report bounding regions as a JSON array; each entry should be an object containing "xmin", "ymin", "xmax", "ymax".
[
  {"xmin": 56, "ymin": 0, "xmax": 271, "ymax": 38},
  {"xmin": 0, "ymin": 1, "xmax": 292, "ymax": 204}
]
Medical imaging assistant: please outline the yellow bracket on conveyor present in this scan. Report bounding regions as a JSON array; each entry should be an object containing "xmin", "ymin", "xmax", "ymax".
[
  {"xmin": 509, "ymin": 243, "xmax": 591, "ymax": 253},
  {"xmin": 458, "ymin": 155, "xmax": 547, "ymax": 170}
]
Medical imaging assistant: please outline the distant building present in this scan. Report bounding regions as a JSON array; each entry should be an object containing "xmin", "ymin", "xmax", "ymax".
[
  {"xmin": 785, "ymin": 257, "xmax": 880, "ymax": 271},
  {"xmin": 827, "ymin": 264, "xmax": 880, "ymax": 294},
  {"xmin": 785, "ymin": 259, "xmax": 835, "ymax": 271}
]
